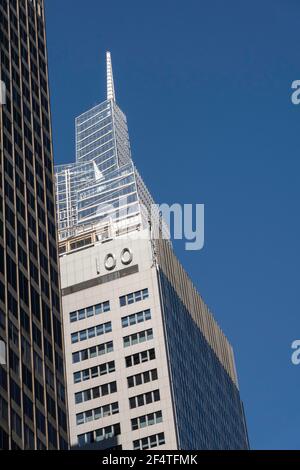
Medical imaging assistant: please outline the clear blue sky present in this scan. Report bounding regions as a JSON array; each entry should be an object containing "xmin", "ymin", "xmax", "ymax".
[{"xmin": 45, "ymin": 0, "xmax": 300, "ymax": 449}]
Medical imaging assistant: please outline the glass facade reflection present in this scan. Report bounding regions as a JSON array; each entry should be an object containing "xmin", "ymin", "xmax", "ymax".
[
  {"xmin": 55, "ymin": 99, "xmax": 148, "ymax": 241},
  {"xmin": 55, "ymin": 54, "xmax": 167, "ymax": 242},
  {"xmin": 159, "ymin": 270, "xmax": 249, "ymax": 449}
]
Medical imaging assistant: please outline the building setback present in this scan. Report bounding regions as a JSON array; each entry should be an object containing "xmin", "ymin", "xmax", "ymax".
[
  {"xmin": 0, "ymin": 0, "xmax": 68, "ymax": 449},
  {"xmin": 56, "ymin": 55, "xmax": 249, "ymax": 450}
]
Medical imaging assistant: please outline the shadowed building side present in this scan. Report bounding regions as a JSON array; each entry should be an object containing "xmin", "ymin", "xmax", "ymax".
[{"xmin": 0, "ymin": 0, "xmax": 69, "ymax": 449}]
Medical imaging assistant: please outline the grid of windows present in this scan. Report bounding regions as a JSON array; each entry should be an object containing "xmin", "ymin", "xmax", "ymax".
[
  {"xmin": 119, "ymin": 288, "xmax": 149, "ymax": 307},
  {"xmin": 74, "ymin": 361, "xmax": 115, "ymax": 384},
  {"xmin": 71, "ymin": 322, "xmax": 112, "ymax": 344},
  {"xmin": 72, "ymin": 341, "xmax": 113, "ymax": 364},
  {"xmin": 121, "ymin": 309, "xmax": 151, "ymax": 328},
  {"xmin": 133, "ymin": 432, "xmax": 165, "ymax": 450},
  {"xmin": 123, "ymin": 328, "xmax": 153, "ymax": 348},
  {"xmin": 127, "ymin": 369, "xmax": 158, "ymax": 388},
  {"xmin": 125, "ymin": 348, "xmax": 156, "ymax": 368},
  {"xmin": 129, "ymin": 389, "xmax": 160, "ymax": 409},
  {"xmin": 75, "ymin": 381, "xmax": 117, "ymax": 405},
  {"xmin": 70, "ymin": 301, "xmax": 110, "ymax": 323},
  {"xmin": 131, "ymin": 411, "xmax": 163, "ymax": 431},
  {"xmin": 78, "ymin": 423, "xmax": 121, "ymax": 447},
  {"xmin": 76, "ymin": 402, "xmax": 119, "ymax": 426},
  {"xmin": 0, "ymin": 0, "xmax": 68, "ymax": 449}
]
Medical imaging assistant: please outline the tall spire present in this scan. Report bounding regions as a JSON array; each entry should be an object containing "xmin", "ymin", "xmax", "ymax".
[{"xmin": 106, "ymin": 51, "xmax": 116, "ymax": 101}]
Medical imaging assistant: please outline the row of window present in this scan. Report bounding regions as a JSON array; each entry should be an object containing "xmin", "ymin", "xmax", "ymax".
[
  {"xmin": 124, "ymin": 329, "xmax": 153, "ymax": 348},
  {"xmin": 70, "ymin": 301, "xmax": 110, "ymax": 323},
  {"xmin": 133, "ymin": 432, "xmax": 165, "ymax": 450},
  {"xmin": 76, "ymin": 402, "xmax": 119, "ymax": 426},
  {"xmin": 74, "ymin": 361, "xmax": 115, "ymax": 384},
  {"xmin": 74, "ymin": 360, "xmax": 157, "ymax": 390},
  {"xmin": 78, "ymin": 423, "xmax": 121, "ymax": 448},
  {"xmin": 77, "ymin": 427, "xmax": 165, "ymax": 450},
  {"xmin": 129, "ymin": 389, "xmax": 160, "ymax": 410},
  {"xmin": 78, "ymin": 421, "xmax": 166, "ymax": 450},
  {"xmin": 71, "ymin": 322, "xmax": 112, "ymax": 344},
  {"xmin": 70, "ymin": 288, "xmax": 149, "ymax": 325},
  {"xmin": 75, "ymin": 381, "xmax": 117, "ymax": 404},
  {"xmin": 120, "ymin": 289, "xmax": 149, "ymax": 307},
  {"xmin": 71, "ymin": 323, "xmax": 153, "ymax": 349},
  {"xmin": 121, "ymin": 309, "xmax": 151, "ymax": 328},
  {"xmin": 72, "ymin": 341, "xmax": 113, "ymax": 364},
  {"xmin": 71, "ymin": 322, "xmax": 153, "ymax": 348},
  {"xmin": 125, "ymin": 348, "xmax": 156, "ymax": 368},
  {"xmin": 128, "ymin": 369, "xmax": 158, "ymax": 389},
  {"xmin": 131, "ymin": 411, "xmax": 163, "ymax": 431},
  {"xmin": 72, "ymin": 342, "xmax": 157, "ymax": 384}
]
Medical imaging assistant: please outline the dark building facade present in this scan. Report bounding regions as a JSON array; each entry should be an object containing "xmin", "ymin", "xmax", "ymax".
[
  {"xmin": 0, "ymin": 0, "xmax": 68, "ymax": 449},
  {"xmin": 156, "ymin": 239, "xmax": 249, "ymax": 449}
]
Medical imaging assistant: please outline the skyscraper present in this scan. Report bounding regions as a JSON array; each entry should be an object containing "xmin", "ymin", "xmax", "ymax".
[
  {"xmin": 0, "ymin": 0, "xmax": 68, "ymax": 449},
  {"xmin": 55, "ymin": 53, "xmax": 249, "ymax": 450}
]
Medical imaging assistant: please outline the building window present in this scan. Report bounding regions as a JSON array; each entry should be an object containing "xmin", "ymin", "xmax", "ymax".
[
  {"xmin": 129, "ymin": 389, "xmax": 160, "ymax": 409},
  {"xmin": 70, "ymin": 300, "xmax": 110, "ymax": 323},
  {"xmin": 125, "ymin": 348, "xmax": 156, "ymax": 368},
  {"xmin": 77, "ymin": 423, "xmax": 121, "ymax": 447},
  {"xmin": 131, "ymin": 411, "xmax": 163, "ymax": 431},
  {"xmin": 121, "ymin": 309, "xmax": 151, "ymax": 328},
  {"xmin": 75, "ymin": 381, "xmax": 117, "ymax": 405},
  {"xmin": 119, "ymin": 288, "xmax": 149, "ymax": 307},
  {"xmin": 11, "ymin": 410, "xmax": 22, "ymax": 438},
  {"xmin": 76, "ymin": 401, "xmax": 119, "ymax": 426},
  {"xmin": 71, "ymin": 322, "xmax": 112, "ymax": 344},
  {"xmin": 69, "ymin": 236, "xmax": 92, "ymax": 251},
  {"xmin": 133, "ymin": 432, "xmax": 165, "ymax": 450},
  {"xmin": 24, "ymin": 425, "xmax": 35, "ymax": 449},
  {"xmin": 123, "ymin": 328, "xmax": 153, "ymax": 348},
  {"xmin": 72, "ymin": 341, "xmax": 113, "ymax": 364},
  {"xmin": 73, "ymin": 360, "xmax": 115, "ymax": 384},
  {"xmin": 127, "ymin": 369, "xmax": 158, "ymax": 388}
]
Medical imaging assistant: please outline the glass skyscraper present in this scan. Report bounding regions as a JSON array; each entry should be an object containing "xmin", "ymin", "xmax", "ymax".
[
  {"xmin": 55, "ymin": 53, "xmax": 249, "ymax": 450},
  {"xmin": 0, "ymin": 0, "xmax": 68, "ymax": 449},
  {"xmin": 55, "ymin": 53, "xmax": 163, "ymax": 246}
]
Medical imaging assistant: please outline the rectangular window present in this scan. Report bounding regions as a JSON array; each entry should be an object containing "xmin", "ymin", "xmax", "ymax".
[
  {"xmin": 127, "ymin": 369, "xmax": 158, "ymax": 388},
  {"xmin": 70, "ymin": 312, "xmax": 78, "ymax": 323},
  {"xmin": 73, "ymin": 361, "xmax": 115, "ymax": 384},
  {"xmin": 121, "ymin": 309, "xmax": 151, "ymax": 328},
  {"xmin": 72, "ymin": 352, "xmax": 80, "ymax": 364},
  {"xmin": 133, "ymin": 432, "xmax": 165, "ymax": 450},
  {"xmin": 79, "ymin": 330, "xmax": 87, "ymax": 342},
  {"xmin": 69, "ymin": 300, "xmax": 110, "ymax": 323},
  {"xmin": 75, "ymin": 381, "xmax": 117, "ymax": 405},
  {"xmin": 77, "ymin": 423, "xmax": 121, "ymax": 447},
  {"xmin": 119, "ymin": 289, "xmax": 149, "ymax": 307},
  {"xmin": 131, "ymin": 411, "xmax": 163, "ymax": 431},
  {"xmin": 129, "ymin": 389, "xmax": 160, "ymax": 410},
  {"xmin": 125, "ymin": 348, "xmax": 156, "ymax": 368},
  {"xmin": 71, "ymin": 322, "xmax": 112, "ymax": 344},
  {"xmin": 74, "ymin": 372, "xmax": 81, "ymax": 384},
  {"xmin": 123, "ymin": 329, "xmax": 153, "ymax": 348},
  {"xmin": 76, "ymin": 402, "xmax": 119, "ymax": 426}
]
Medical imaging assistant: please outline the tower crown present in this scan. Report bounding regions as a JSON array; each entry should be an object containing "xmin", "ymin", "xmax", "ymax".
[{"xmin": 106, "ymin": 51, "xmax": 116, "ymax": 101}]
